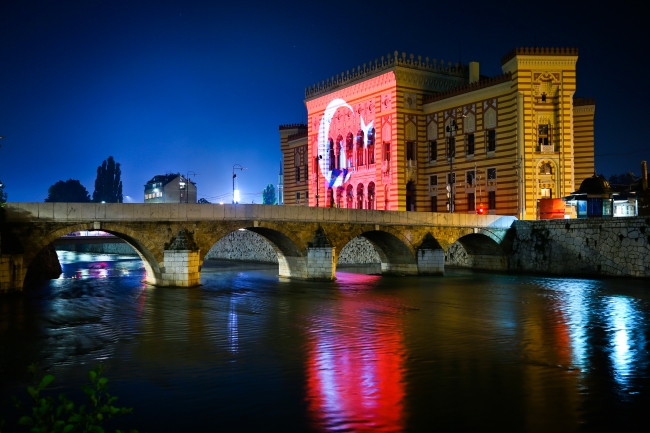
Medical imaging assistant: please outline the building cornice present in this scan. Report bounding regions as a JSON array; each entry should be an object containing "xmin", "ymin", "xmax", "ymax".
[
  {"xmin": 423, "ymin": 80, "xmax": 512, "ymax": 112},
  {"xmin": 501, "ymin": 47, "xmax": 578, "ymax": 65},
  {"xmin": 305, "ymin": 71, "xmax": 397, "ymax": 112},
  {"xmin": 304, "ymin": 51, "xmax": 468, "ymax": 101}
]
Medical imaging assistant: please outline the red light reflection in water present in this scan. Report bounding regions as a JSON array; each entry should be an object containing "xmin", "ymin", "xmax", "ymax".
[{"xmin": 306, "ymin": 273, "xmax": 405, "ymax": 432}]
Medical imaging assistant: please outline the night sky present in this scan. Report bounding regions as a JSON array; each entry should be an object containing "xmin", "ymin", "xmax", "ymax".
[{"xmin": 1, "ymin": 0, "xmax": 648, "ymax": 203}]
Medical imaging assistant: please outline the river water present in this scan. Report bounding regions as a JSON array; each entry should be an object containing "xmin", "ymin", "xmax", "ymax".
[{"xmin": 1, "ymin": 252, "xmax": 649, "ymax": 432}]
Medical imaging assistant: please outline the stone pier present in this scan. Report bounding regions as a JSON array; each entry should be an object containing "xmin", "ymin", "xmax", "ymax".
[{"xmin": 160, "ymin": 230, "xmax": 201, "ymax": 287}]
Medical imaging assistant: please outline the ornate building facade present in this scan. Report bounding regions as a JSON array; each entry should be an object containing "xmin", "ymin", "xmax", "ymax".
[{"xmin": 279, "ymin": 48, "xmax": 595, "ymax": 219}]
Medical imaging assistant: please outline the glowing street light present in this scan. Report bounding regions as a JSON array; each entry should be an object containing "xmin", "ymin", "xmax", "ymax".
[{"xmin": 232, "ymin": 164, "xmax": 247, "ymax": 204}]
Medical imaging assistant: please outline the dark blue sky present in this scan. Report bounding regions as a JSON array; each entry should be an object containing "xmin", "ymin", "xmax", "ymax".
[{"xmin": 1, "ymin": 0, "xmax": 648, "ymax": 202}]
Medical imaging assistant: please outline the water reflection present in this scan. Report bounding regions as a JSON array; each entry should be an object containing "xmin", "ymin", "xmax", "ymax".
[
  {"xmin": 605, "ymin": 296, "xmax": 646, "ymax": 393},
  {"xmin": 305, "ymin": 273, "xmax": 405, "ymax": 432}
]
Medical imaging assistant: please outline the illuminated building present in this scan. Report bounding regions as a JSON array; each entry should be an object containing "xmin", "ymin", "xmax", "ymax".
[
  {"xmin": 279, "ymin": 48, "xmax": 595, "ymax": 219},
  {"xmin": 143, "ymin": 173, "xmax": 197, "ymax": 203}
]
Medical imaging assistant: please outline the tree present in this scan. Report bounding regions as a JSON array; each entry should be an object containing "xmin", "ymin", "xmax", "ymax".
[
  {"xmin": 92, "ymin": 156, "xmax": 123, "ymax": 203},
  {"xmin": 262, "ymin": 184, "xmax": 277, "ymax": 205},
  {"xmin": 45, "ymin": 179, "xmax": 91, "ymax": 202},
  {"xmin": 197, "ymin": 198, "xmax": 211, "ymax": 204}
]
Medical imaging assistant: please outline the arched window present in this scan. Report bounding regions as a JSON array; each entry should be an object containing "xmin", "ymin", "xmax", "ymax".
[
  {"xmin": 346, "ymin": 133, "xmax": 354, "ymax": 168},
  {"xmin": 540, "ymin": 162, "xmax": 553, "ymax": 175},
  {"xmin": 367, "ymin": 127, "xmax": 375, "ymax": 165},
  {"xmin": 336, "ymin": 186, "xmax": 344, "ymax": 208},
  {"xmin": 346, "ymin": 184, "xmax": 354, "ymax": 208},
  {"xmin": 327, "ymin": 187, "xmax": 334, "ymax": 208},
  {"xmin": 406, "ymin": 181, "xmax": 416, "ymax": 211},
  {"xmin": 356, "ymin": 129, "xmax": 364, "ymax": 167},
  {"xmin": 356, "ymin": 183, "xmax": 365, "ymax": 209},
  {"xmin": 328, "ymin": 139, "xmax": 336, "ymax": 170},
  {"xmin": 336, "ymin": 135, "xmax": 344, "ymax": 170},
  {"xmin": 367, "ymin": 182, "xmax": 375, "ymax": 210}
]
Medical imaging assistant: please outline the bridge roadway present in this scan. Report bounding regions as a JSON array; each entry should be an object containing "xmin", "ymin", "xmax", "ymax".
[{"xmin": 1, "ymin": 202, "xmax": 516, "ymax": 290}]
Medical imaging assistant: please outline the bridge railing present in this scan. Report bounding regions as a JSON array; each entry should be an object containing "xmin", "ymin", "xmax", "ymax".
[{"xmin": 3, "ymin": 203, "xmax": 517, "ymax": 229}]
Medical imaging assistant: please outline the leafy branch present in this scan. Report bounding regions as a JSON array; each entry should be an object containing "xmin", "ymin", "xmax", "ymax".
[{"xmin": 6, "ymin": 363, "xmax": 138, "ymax": 433}]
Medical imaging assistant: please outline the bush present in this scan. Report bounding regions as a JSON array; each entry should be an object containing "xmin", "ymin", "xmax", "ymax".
[{"xmin": 6, "ymin": 363, "xmax": 138, "ymax": 433}]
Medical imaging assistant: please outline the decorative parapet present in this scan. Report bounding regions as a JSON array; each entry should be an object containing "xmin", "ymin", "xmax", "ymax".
[
  {"xmin": 279, "ymin": 123, "xmax": 307, "ymax": 131},
  {"xmin": 423, "ymin": 73, "xmax": 512, "ymax": 104},
  {"xmin": 287, "ymin": 131, "xmax": 308, "ymax": 142},
  {"xmin": 501, "ymin": 47, "xmax": 578, "ymax": 65},
  {"xmin": 573, "ymin": 97, "xmax": 596, "ymax": 106},
  {"xmin": 305, "ymin": 51, "xmax": 467, "ymax": 99}
]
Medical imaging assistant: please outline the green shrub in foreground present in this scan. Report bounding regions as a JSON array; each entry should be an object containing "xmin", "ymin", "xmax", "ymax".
[{"xmin": 6, "ymin": 363, "xmax": 138, "ymax": 433}]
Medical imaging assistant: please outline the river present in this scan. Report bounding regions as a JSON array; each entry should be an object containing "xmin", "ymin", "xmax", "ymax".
[{"xmin": 1, "ymin": 252, "xmax": 649, "ymax": 432}]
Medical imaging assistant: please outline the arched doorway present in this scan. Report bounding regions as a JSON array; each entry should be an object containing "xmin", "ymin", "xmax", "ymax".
[
  {"xmin": 357, "ymin": 183, "xmax": 365, "ymax": 209},
  {"xmin": 367, "ymin": 182, "xmax": 375, "ymax": 210},
  {"xmin": 346, "ymin": 185, "xmax": 354, "ymax": 208},
  {"xmin": 406, "ymin": 181, "xmax": 416, "ymax": 211}
]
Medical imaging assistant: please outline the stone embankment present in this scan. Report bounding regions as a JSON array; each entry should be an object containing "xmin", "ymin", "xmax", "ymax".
[
  {"xmin": 505, "ymin": 217, "xmax": 650, "ymax": 278},
  {"xmin": 55, "ymin": 243, "xmax": 137, "ymax": 255}
]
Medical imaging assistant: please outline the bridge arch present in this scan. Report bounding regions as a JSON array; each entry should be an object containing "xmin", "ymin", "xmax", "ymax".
[
  {"xmin": 445, "ymin": 232, "xmax": 507, "ymax": 271},
  {"xmin": 18, "ymin": 223, "xmax": 164, "ymax": 287},
  {"xmin": 199, "ymin": 223, "xmax": 312, "ymax": 279},
  {"xmin": 332, "ymin": 227, "xmax": 418, "ymax": 275}
]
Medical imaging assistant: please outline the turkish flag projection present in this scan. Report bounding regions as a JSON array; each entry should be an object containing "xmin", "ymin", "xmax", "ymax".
[{"xmin": 304, "ymin": 274, "xmax": 405, "ymax": 432}]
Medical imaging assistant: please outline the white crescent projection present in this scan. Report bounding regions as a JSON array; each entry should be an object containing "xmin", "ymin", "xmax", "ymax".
[{"xmin": 318, "ymin": 98, "xmax": 370, "ymax": 188}]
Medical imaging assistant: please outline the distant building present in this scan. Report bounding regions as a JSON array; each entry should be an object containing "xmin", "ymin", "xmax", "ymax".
[
  {"xmin": 280, "ymin": 47, "xmax": 596, "ymax": 219},
  {"xmin": 144, "ymin": 174, "xmax": 197, "ymax": 203}
]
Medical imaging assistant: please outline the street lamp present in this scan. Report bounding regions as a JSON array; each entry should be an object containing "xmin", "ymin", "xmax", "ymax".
[
  {"xmin": 446, "ymin": 119, "xmax": 459, "ymax": 213},
  {"xmin": 315, "ymin": 155, "xmax": 322, "ymax": 207},
  {"xmin": 186, "ymin": 171, "xmax": 198, "ymax": 203},
  {"xmin": 232, "ymin": 164, "xmax": 247, "ymax": 204}
]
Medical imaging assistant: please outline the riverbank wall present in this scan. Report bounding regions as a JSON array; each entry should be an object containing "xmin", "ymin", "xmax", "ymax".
[{"xmin": 504, "ymin": 217, "xmax": 650, "ymax": 278}]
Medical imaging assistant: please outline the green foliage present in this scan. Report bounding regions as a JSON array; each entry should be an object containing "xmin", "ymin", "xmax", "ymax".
[
  {"xmin": 7, "ymin": 363, "xmax": 138, "ymax": 433},
  {"xmin": 92, "ymin": 157, "xmax": 123, "ymax": 203},
  {"xmin": 45, "ymin": 180, "xmax": 91, "ymax": 203},
  {"xmin": 197, "ymin": 198, "xmax": 211, "ymax": 204},
  {"xmin": 262, "ymin": 184, "xmax": 276, "ymax": 205}
]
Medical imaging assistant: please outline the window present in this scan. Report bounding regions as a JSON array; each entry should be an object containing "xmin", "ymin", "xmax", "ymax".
[
  {"xmin": 406, "ymin": 141, "xmax": 415, "ymax": 161},
  {"xmin": 466, "ymin": 134, "xmax": 475, "ymax": 155},
  {"xmin": 295, "ymin": 167, "xmax": 301, "ymax": 182},
  {"xmin": 468, "ymin": 193, "xmax": 475, "ymax": 211},
  {"xmin": 428, "ymin": 140, "xmax": 437, "ymax": 161},
  {"xmin": 305, "ymin": 191, "xmax": 308, "ymax": 202},
  {"xmin": 367, "ymin": 128, "xmax": 375, "ymax": 165},
  {"xmin": 487, "ymin": 168, "xmax": 497, "ymax": 182},
  {"xmin": 538, "ymin": 124, "xmax": 550, "ymax": 151},
  {"xmin": 384, "ymin": 142, "xmax": 390, "ymax": 161},
  {"xmin": 296, "ymin": 192, "xmax": 301, "ymax": 203},
  {"xmin": 356, "ymin": 130, "xmax": 364, "ymax": 166},
  {"xmin": 540, "ymin": 162, "xmax": 552, "ymax": 175},
  {"xmin": 466, "ymin": 170, "xmax": 475, "ymax": 187},
  {"xmin": 447, "ymin": 137, "xmax": 456, "ymax": 159},
  {"xmin": 488, "ymin": 191, "xmax": 496, "ymax": 209},
  {"xmin": 430, "ymin": 175, "xmax": 438, "ymax": 187},
  {"xmin": 541, "ymin": 188, "xmax": 552, "ymax": 199},
  {"xmin": 447, "ymin": 172, "xmax": 456, "ymax": 185},
  {"xmin": 487, "ymin": 130, "xmax": 496, "ymax": 152},
  {"xmin": 431, "ymin": 196, "xmax": 437, "ymax": 212},
  {"xmin": 304, "ymin": 166, "xmax": 308, "ymax": 180}
]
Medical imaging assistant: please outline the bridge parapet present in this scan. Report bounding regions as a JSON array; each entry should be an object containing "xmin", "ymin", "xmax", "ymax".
[{"xmin": 4, "ymin": 203, "xmax": 516, "ymax": 229}]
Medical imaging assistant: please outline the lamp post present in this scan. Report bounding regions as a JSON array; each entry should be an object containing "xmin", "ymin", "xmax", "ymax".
[
  {"xmin": 315, "ymin": 155, "xmax": 322, "ymax": 207},
  {"xmin": 446, "ymin": 119, "xmax": 459, "ymax": 213},
  {"xmin": 186, "ymin": 171, "xmax": 198, "ymax": 203},
  {"xmin": 232, "ymin": 164, "xmax": 247, "ymax": 204}
]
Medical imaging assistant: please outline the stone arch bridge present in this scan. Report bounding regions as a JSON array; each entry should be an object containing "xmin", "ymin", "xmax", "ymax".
[{"xmin": 1, "ymin": 203, "xmax": 516, "ymax": 290}]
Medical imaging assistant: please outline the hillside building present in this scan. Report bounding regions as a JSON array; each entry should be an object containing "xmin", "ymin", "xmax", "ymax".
[
  {"xmin": 279, "ymin": 47, "xmax": 595, "ymax": 219},
  {"xmin": 144, "ymin": 173, "xmax": 197, "ymax": 203}
]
